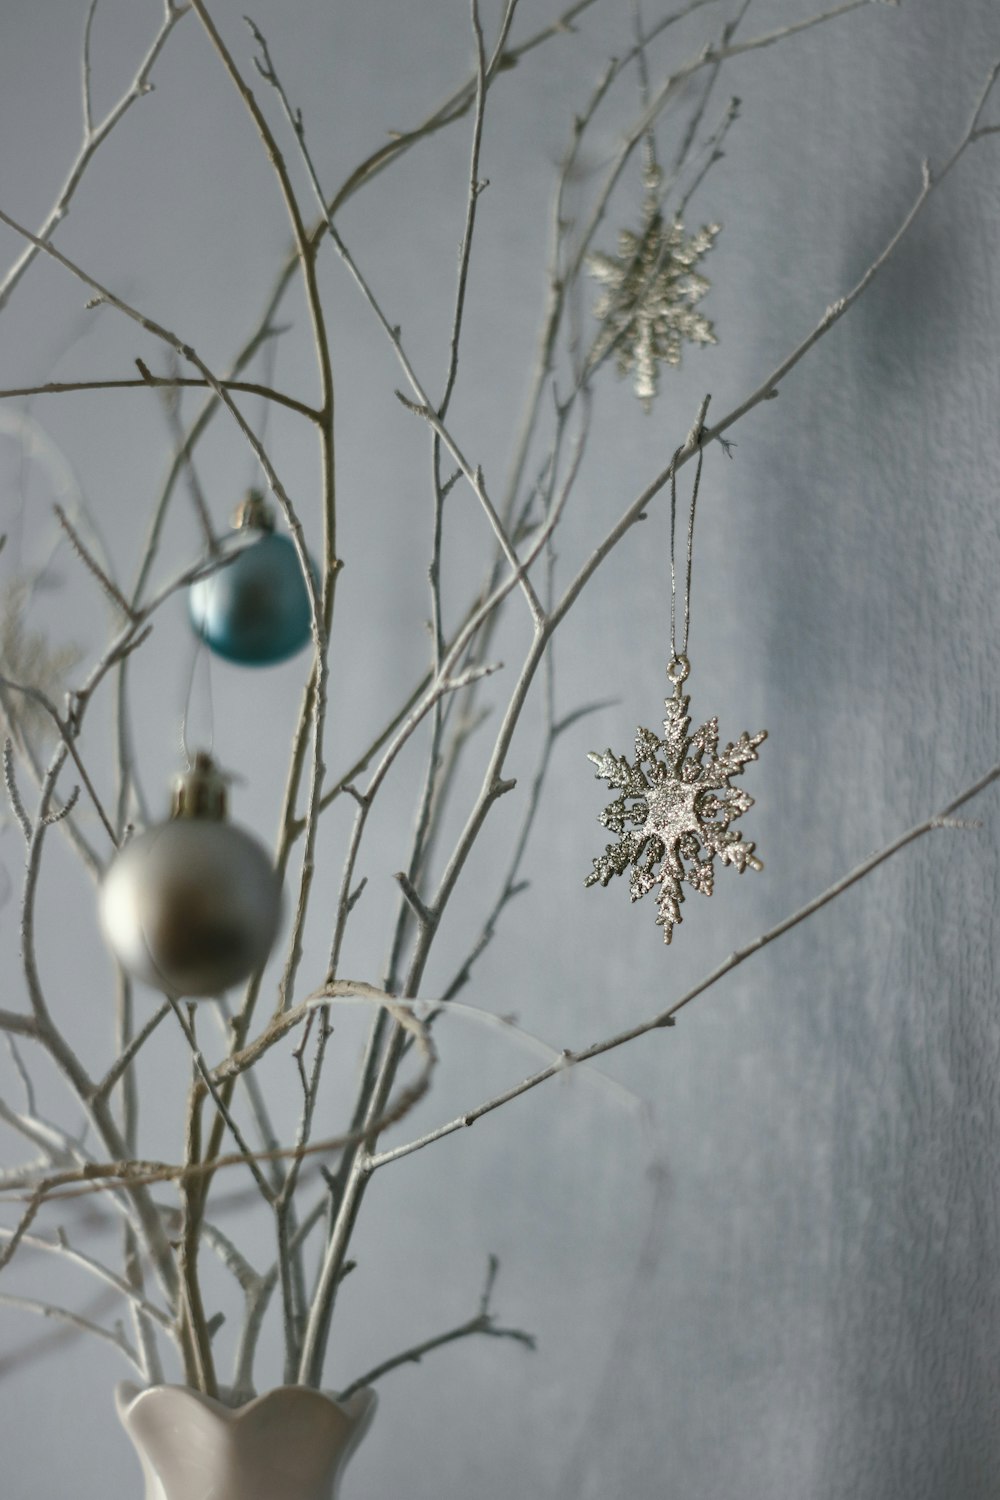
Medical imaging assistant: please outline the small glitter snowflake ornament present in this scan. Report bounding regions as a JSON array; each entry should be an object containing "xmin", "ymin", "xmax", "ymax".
[
  {"xmin": 585, "ymin": 655, "xmax": 766, "ymax": 944},
  {"xmin": 588, "ymin": 171, "xmax": 720, "ymax": 411}
]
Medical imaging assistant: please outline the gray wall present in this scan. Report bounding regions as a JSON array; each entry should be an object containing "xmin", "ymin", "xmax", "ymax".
[{"xmin": 0, "ymin": 1, "xmax": 999, "ymax": 1496}]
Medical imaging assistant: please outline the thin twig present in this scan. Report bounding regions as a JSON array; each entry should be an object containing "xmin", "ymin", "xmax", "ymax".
[
  {"xmin": 0, "ymin": 1226, "xmax": 172, "ymax": 1331},
  {"xmin": 177, "ymin": 1047, "xmax": 217, "ymax": 1396},
  {"xmin": 54, "ymin": 504, "xmax": 137, "ymax": 620},
  {"xmin": 0, "ymin": 987, "xmax": 436, "ymax": 1219},
  {"xmin": 0, "ymin": 675, "xmax": 120, "ymax": 847},
  {"xmin": 4, "ymin": 1036, "xmax": 36, "ymax": 1116},
  {"xmin": 0, "ymin": 1290, "xmax": 144, "ymax": 1374},
  {"xmin": 368, "ymin": 762, "xmax": 1000, "ymax": 1170},
  {"xmin": 41, "ymin": 785, "xmax": 80, "ymax": 826},
  {"xmin": 701, "ymin": 60, "xmax": 1000, "ymax": 447},
  {"xmin": 0, "ymin": 220, "xmax": 321, "ymax": 644},
  {"xmin": 3, "ymin": 738, "xmax": 32, "ymax": 843},
  {"xmin": 0, "ymin": 374, "xmax": 319, "ymax": 422},
  {"xmin": 5, "ymin": 747, "xmax": 993, "ymax": 1237},
  {"xmin": 211, "ymin": 997, "xmax": 285, "ymax": 1194},
  {"xmin": 144, "ymin": 356, "xmax": 219, "ymax": 553},
  {"xmin": 249, "ymin": 22, "xmax": 544, "ymax": 628},
  {"xmin": 0, "ymin": 2, "xmax": 189, "ymax": 313},
  {"xmin": 93, "ymin": 1003, "xmax": 171, "ymax": 1104},
  {"xmin": 189, "ymin": 1, "xmax": 338, "ymax": 1046},
  {"xmin": 0, "ymin": 569, "xmax": 250, "ymax": 1306},
  {"xmin": 339, "ymin": 1254, "xmax": 535, "ymax": 1399},
  {"xmin": 81, "ymin": 0, "xmax": 99, "ymax": 137},
  {"xmin": 166, "ymin": 998, "xmax": 275, "ymax": 1205},
  {"xmin": 0, "ymin": 1287, "xmax": 121, "ymax": 1381},
  {"xmin": 381, "ymin": 0, "xmax": 510, "ymax": 1008},
  {"xmin": 274, "ymin": 1011, "xmax": 331, "ymax": 1379}
]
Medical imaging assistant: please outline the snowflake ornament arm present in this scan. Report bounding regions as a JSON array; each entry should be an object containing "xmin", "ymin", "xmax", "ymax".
[{"xmin": 585, "ymin": 687, "xmax": 766, "ymax": 944}]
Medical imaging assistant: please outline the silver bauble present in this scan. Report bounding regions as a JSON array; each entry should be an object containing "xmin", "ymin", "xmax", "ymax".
[{"xmin": 99, "ymin": 755, "xmax": 282, "ymax": 998}]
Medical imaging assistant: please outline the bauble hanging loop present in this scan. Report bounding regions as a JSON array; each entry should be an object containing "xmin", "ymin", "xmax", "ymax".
[
  {"xmin": 99, "ymin": 753, "xmax": 282, "ymax": 998},
  {"xmin": 188, "ymin": 490, "xmax": 316, "ymax": 666},
  {"xmin": 666, "ymin": 652, "xmax": 690, "ymax": 687}
]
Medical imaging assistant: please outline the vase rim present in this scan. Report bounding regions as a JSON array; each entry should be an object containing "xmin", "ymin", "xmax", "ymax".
[{"xmin": 115, "ymin": 1380, "xmax": 377, "ymax": 1431}]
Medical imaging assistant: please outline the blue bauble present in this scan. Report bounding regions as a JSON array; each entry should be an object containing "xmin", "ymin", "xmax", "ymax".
[{"xmin": 189, "ymin": 532, "xmax": 314, "ymax": 666}]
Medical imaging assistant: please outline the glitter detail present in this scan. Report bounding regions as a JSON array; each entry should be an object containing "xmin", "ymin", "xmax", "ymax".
[
  {"xmin": 586, "ymin": 685, "xmax": 766, "ymax": 944},
  {"xmin": 587, "ymin": 204, "xmax": 720, "ymax": 411}
]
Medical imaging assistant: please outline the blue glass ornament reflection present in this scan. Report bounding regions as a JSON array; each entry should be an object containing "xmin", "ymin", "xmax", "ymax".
[{"xmin": 189, "ymin": 492, "xmax": 315, "ymax": 666}]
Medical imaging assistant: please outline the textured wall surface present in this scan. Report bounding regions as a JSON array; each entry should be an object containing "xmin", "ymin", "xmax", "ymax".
[{"xmin": 0, "ymin": 2, "xmax": 998, "ymax": 1497}]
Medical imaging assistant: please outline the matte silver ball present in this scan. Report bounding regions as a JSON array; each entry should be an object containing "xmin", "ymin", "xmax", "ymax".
[{"xmin": 99, "ymin": 819, "xmax": 282, "ymax": 997}]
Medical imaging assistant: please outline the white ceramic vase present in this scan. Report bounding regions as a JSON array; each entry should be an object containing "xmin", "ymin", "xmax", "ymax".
[{"xmin": 116, "ymin": 1383, "xmax": 376, "ymax": 1500}]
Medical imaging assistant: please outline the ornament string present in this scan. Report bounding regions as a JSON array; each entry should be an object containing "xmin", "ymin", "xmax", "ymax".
[
  {"xmin": 587, "ymin": 414, "xmax": 764, "ymax": 944},
  {"xmin": 248, "ymin": 334, "xmax": 278, "ymax": 490},
  {"xmin": 631, "ymin": 0, "xmax": 660, "ymax": 194},
  {"xmin": 668, "ymin": 434, "xmax": 704, "ymax": 681},
  {"xmin": 179, "ymin": 632, "xmax": 215, "ymax": 769},
  {"xmin": 634, "ymin": 0, "xmax": 706, "ymax": 677}
]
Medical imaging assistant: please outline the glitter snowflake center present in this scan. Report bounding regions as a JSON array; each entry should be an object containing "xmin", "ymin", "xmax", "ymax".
[{"xmin": 644, "ymin": 776, "xmax": 698, "ymax": 844}]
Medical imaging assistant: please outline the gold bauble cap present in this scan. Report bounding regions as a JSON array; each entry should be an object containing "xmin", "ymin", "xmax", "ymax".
[
  {"xmin": 171, "ymin": 752, "xmax": 227, "ymax": 821},
  {"xmin": 231, "ymin": 489, "xmax": 275, "ymax": 533}
]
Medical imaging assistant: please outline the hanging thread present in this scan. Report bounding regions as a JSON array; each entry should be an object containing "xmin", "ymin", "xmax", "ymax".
[
  {"xmin": 668, "ymin": 437, "xmax": 704, "ymax": 683},
  {"xmin": 179, "ymin": 630, "xmax": 215, "ymax": 770}
]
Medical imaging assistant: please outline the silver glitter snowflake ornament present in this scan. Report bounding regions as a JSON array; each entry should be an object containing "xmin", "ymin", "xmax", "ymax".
[
  {"xmin": 588, "ymin": 179, "xmax": 720, "ymax": 411},
  {"xmin": 585, "ymin": 659, "xmax": 766, "ymax": 944}
]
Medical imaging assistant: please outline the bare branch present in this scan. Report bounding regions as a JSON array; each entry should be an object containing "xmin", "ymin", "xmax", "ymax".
[
  {"xmin": 0, "ymin": 1226, "xmax": 172, "ymax": 1331},
  {"xmin": 0, "ymin": 3, "xmax": 189, "ymax": 312},
  {"xmin": 0, "ymin": 1097, "xmax": 84, "ymax": 1167},
  {"xmin": 4, "ymin": 1036, "xmax": 36, "ymax": 1116},
  {"xmin": 42, "ymin": 784, "xmax": 80, "ymax": 826},
  {"xmin": 177, "ymin": 1052, "xmax": 218, "ymax": 1396},
  {"xmin": 0, "ymin": 985, "xmax": 438, "ymax": 1223},
  {"xmin": 166, "ymin": 997, "xmax": 275, "ymax": 1206},
  {"xmin": 339, "ymin": 1254, "xmax": 534, "ymax": 1399},
  {"xmin": 0, "ymin": 373, "xmax": 319, "ymax": 421},
  {"xmin": 81, "ymin": 0, "xmax": 99, "ymax": 136},
  {"xmin": 54, "ymin": 504, "xmax": 137, "ymax": 620},
  {"xmin": 3, "ymin": 738, "xmax": 32, "ymax": 844},
  {"xmin": 0, "ymin": 1290, "xmax": 144, "ymax": 1374},
  {"xmin": 0, "ymin": 215, "xmax": 321, "ymax": 648},
  {"xmin": 248, "ymin": 22, "xmax": 545, "ymax": 628},
  {"xmin": 369, "ymin": 762, "xmax": 1000, "ymax": 1169},
  {"xmin": 187, "ymin": 2, "xmax": 341, "ymax": 1043},
  {"xmin": 703, "ymin": 63, "xmax": 1000, "ymax": 448},
  {"xmin": 92, "ymin": 1002, "xmax": 171, "ymax": 1105},
  {"xmin": 145, "ymin": 355, "xmax": 219, "ymax": 554},
  {"xmin": 394, "ymin": 871, "xmax": 436, "ymax": 932},
  {"xmin": 0, "ymin": 678, "xmax": 119, "ymax": 848}
]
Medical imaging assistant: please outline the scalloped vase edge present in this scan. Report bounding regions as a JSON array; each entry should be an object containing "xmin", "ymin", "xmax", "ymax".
[{"xmin": 115, "ymin": 1381, "xmax": 376, "ymax": 1500}]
